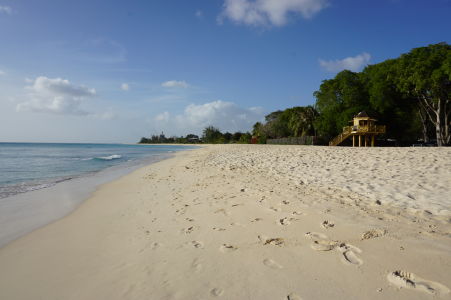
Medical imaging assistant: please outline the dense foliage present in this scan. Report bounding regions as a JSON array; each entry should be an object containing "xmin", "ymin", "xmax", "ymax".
[
  {"xmin": 314, "ymin": 42, "xmax": 450, "ymax": 145},
  {"xmin": 251, "ymin": 106, "xmax": 318, "ymax": 143}
]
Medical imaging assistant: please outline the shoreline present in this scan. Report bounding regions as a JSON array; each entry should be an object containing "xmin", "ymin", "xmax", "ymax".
[
  {"xmin": 0, "ymin": 145, "xmax": 450, "ymax": 299},
  {"xmin": 0, "ymin": 151, "xmax": 175, "ymax": 248}
]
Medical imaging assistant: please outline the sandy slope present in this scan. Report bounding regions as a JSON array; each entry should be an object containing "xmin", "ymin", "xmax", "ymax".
[{"xmin": 0, "ymin": 145, "xmax": 450, "ymax": 300}]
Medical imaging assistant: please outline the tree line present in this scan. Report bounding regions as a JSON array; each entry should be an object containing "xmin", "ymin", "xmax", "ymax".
[
  {"xmin": 252, "ymin": 42, "xmax": 450, "ymax": 146},
  {"xmin": 139, "ymin": 128, "xmax": 252, "ymax": 144},
  {"xmin": 140, "ymin": 43, "xmax": 450, "ymax": 146}
]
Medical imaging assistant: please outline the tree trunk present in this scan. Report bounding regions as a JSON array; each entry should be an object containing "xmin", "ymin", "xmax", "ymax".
[
  {"xmin": 436, "ymin": 98, "xmax": 443, "ymax": 146},
  {"xmin": 418, "ymin": 108, "xmax": 430, "ymax": 143},
  {"xmin": 420, "ymin": 95, "xmax": 450, "ymax": 146},
  {"xmin": 444, "ymin": 98, "xmax": 450, "ymax": 145}
]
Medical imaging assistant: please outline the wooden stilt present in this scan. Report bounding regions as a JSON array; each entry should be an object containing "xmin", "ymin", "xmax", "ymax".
[
  {"xmin": 371, "ymin": 135, "xmax": 375, "ymax": 147},
  {"xmin": 358, "ymin": 135, "xmax": 362, "ymax": 147},
  {"xmin": 352, "ymin": 135, "xmax": 355, "ymax": 147}
]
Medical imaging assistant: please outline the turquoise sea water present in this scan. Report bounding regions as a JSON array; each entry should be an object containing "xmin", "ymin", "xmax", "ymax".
[{"xmin": 0, "ymin": 143, "xmax": 195, "ymax": 198}]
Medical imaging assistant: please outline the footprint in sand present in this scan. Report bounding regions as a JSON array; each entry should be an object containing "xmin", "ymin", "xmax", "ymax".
[
  {"xmin": 210, "ymin": 288, "xmax": 224, "ymax": 297},
  {"xmin": 311, "ymin": 240, "xmax": 338, "ymax": 251},
  {"xmin": 181, "ymin": 226, "xmax": 194, "ymax": 234},
  {"xmin": 214, "ymin": 208, "xmax": 230, "ymax": 216},
  {"xmin": 305, "ymin": 233, "xmax": 363, "ymax": 265},
  {"xmin": 304, "ymin": 232, "xmax": 328, "ymax": 240},
  {"xmin": 279, "ymin": 217, "xmax": 291, "ymax": 226},
  {"xmin": 292, "ymin": 211, "xmax": 303, "ymax": 216},
  {"xmin": 305, "ymin": 232, "xmax": 338, "ymax": 251},
  {"xmin": 361, "ymin": 229, "xmax": 387, "ymax": 240},
  {"xmin": 263, "ymin": 258, "xmax": 283, "ymax": 269},
  {"xmin": 213, "ymin": 227, "xmax": 226, "ymax": 231},
  {"xmin": 336, "ymin": 243, "xmax": 363, "ymax": 266},
  {"xmin": 220, "ymin": 244, "xmax": 238, "ymax": 253},
  {"xmin": 191, "ymin": 258, "xmax": 203, "ymax": 273},
  {"xmin": 286, "ymin": 292, "xmax": 303, "ymax": 300},
  {"xmin": 321, "ymin": 220, "xmax": 335, "ymax": 229},
  {"xmin": 387, "ymin": 270, "xmax": 450, "ymax": 296},
  {"xmin": 259, "ymin": 235, "xmax": 285, "ymax": 246},
  {"xmin": 191, "ymin": 241, "xmax": 204, "ymax": 249}
]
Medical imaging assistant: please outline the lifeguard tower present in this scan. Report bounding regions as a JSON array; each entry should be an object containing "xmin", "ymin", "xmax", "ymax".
[{"xmin": 329, "ymin": 111, "xmax": 386, "ymax": 147}]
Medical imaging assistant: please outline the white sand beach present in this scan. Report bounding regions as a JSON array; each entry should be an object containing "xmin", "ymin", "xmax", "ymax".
[{"xmin": 0, "ymin": 145, "xmax": 450, "ymax": 300}]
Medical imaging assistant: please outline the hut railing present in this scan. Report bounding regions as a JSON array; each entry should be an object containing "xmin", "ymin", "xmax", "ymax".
[
  {"xmin": 329, "ymin": 126, "xmax": 352, "ymax": 146},
  {"xmin": 351, "ymin": 125, "xmax": 386, "ymax": 133},
  {"xmin": 329, "ymin": 125, "xmax": 386, "ymax": 146}
]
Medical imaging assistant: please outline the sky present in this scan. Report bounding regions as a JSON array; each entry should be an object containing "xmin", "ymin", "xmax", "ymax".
[{"xmin": 0, "ymin": 0, "xmax": 450, "ymax": 143}]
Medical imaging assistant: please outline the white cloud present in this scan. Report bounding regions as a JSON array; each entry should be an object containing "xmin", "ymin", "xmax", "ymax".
[
  {"xmin": 0, "ymin": 70, "xmax": 5, "ymax": 76},
  {"xmin": 0, "ymin": 6, "xmax": 12, "ymax": 15},
  {"xmin": 17, "ymin": 76, "xmax": 96, "ymax": 115},
  {"xmin": 319, "ymin": 52, "xmax": 371, "ymax": 72},
  {"xmin": 195, "ymin": 10, "xmax": 203, "ymax": 18},
  {"xmin": 219, "ymin": 0, "xmax": 328, "ymax": 27},
  {"xmin": 155, "ymin": 111, "xmax": 170, "ymax": 122},
  {"xmin": 161, "ymin": 80, "xmax": 190, "ymax": 88},
  {"xmin": 152, "ymin": 100, "xmax": 264, "ymax": 135},
  {"xmin": 121, "ymin": 83, "xmax": 129, "ymax": 91}
]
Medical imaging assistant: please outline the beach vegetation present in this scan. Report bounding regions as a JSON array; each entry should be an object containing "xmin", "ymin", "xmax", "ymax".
[{"xmin": 313, "ymin": 42, "xmax": 450, "ymax": 145}]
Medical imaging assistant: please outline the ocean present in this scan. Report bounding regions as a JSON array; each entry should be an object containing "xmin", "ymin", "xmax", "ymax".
[
  {"xmin": 0, "ymin": 143, "xmax": 195, "ymax": 199},
  {"xmin": 0, "ymin": 142, "xmax": 197, "ymax": 247}
]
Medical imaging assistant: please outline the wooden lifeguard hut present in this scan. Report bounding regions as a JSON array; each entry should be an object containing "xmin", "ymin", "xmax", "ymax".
[{"xmin": 329, "ymin": 111, "xmax": 386, "ymax": 147}]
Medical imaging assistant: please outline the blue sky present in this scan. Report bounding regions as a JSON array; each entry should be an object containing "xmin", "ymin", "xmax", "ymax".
[{"xmin": 0, "ymin": 0, "xmax": 450, "ymax": 143}]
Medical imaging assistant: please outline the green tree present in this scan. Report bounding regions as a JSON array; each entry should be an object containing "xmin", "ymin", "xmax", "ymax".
[
  {"xmin": 232, "ymin": 132, "xmax": 243, "ymax": 142},
  {"xmin": 284, "ymin": 106, "xmax": 318, "ymax": 137},
  {"xmin": 202, "ymin": 126, "xmax": 223, "ymax": 143},
  {"xmin": 223, "ymin": 132, "xmax": 233, "ymax": 143},
  {"xmin": 314, "ymin": 70, "xmax": 369, "ymax": 138},
  {"xmin": 362, "ymin": 60, "xmax": 421, "ymax": 143},
  {"xmin": 263, "ymin": 110, "xmax": 290, "ymax": 138},
  {"xmin": 252, "ymin": 122, "xmax": 267, "ymax": 143},
  {"xmin": 394, "ymin": 43, "xmax": 451, "ymax": 145},
  {"xmin": 238, "ymin": 132, "xmax": 252, "ymax": 143}
]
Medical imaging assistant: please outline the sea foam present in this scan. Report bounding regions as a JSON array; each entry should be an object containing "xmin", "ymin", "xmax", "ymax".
[{"xmin": 96, "ymin": 154, "xmax": 122, "ymax": 160}]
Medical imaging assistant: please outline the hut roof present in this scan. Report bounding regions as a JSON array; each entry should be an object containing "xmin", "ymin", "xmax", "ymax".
[{"xmin": 355, "ymin": 111, "xmax": 369, "ymax": 118}]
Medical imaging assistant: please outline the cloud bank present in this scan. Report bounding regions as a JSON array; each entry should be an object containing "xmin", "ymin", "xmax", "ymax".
[
  {"xmin": 17, "ymin": 76, "xmax": 96, "ymax": 115},
  {"xmin": 219, "ymin": 0, "xmax": 328, "ymax": 27},
  {"xmin": 161, "ymin": 80, "xmax": 190, "ymax": 88},
  {"xmin": 153, "ymin": 100, "xmax": 264, "ymax": 135},
  {"xmin": 319, "ymin": 52, "xmax": 371, "ymax": 72}
]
